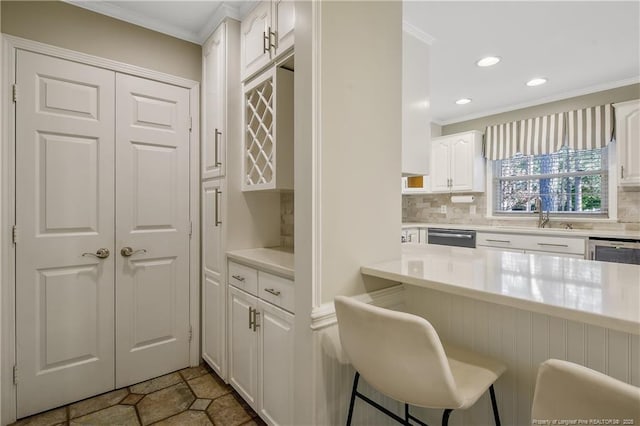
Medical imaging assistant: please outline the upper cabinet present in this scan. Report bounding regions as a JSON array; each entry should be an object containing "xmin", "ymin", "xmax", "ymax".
[
  {"xmin": 402, "ymin": 28, "xmax": 431, "ymax": 176},
  {"xmin": 202, "ymin": 23, "xmax": 228, "ymax": 179},
  {"xmin": 614, "ymin": 100, "xmax": 640, "ymax": 187},
  {"xmin": 430, "ymin": 131, "xmax": 485, "ymax": 193},
  {"xmin": 242, "ymin": 66, "xmax": 294, "ymax": 192},
  {"xmin": 241, "ymin": 0, "xmax": 295, "ymax": 82}
]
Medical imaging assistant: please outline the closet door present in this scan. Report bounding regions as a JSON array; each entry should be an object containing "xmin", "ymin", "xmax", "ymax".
[
  {"xmin": 15, "ymin": 50, "xmax": 116, "ymax": 417},
  {"xmin": 114, "ymin": 74, "xmax": 191, "ymax": 387}
]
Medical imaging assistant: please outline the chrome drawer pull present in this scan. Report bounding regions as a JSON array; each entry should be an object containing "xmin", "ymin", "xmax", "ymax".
[
  {"xmin": 537, "ymin": 243, "xmax": 569, "ymax": 248},
  {"xmin": 232, "ymin": 275, "xmax": 245, "ymax": 282},
  {"xmin": 264, "ymin": 288, "xmax": 281, "ymax": 296},
  {"xmin": 486, "ymin": 239, "xmax": 511, "ymax": 244},
  {"xmin": 429, "ymin": 232, "xmax": 473, "ymax": 239}
]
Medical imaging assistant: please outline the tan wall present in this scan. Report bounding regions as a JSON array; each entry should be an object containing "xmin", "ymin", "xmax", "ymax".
[
  {"xmin": 442, "ymin": 84, "xmax": 640, "ymax": 135},
  {"xmin": 319, "ymin": 1, "xmax": 402, "ymax": 303},
  {"xmin": 1, "ymin": 0, "xmax": 201, "ymax": 81}
]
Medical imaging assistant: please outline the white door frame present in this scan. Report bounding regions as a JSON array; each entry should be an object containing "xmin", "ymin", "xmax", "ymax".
[{"xmin": 0, "ymin": 34, "xmax": 201, "ymax": 425}]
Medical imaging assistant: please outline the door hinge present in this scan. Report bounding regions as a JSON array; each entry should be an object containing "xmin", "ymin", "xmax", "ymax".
[
  {"xmin": 188, "ymin": 325, "xmax": 193, "ymax": 342},
  {"xmin": 189, "ymin": 116, "xmax": 192, "ymax": 132},
  {"xmin": 12, "ymin": 84, "xmax": 18, "ymax": 103},
  {"xmin": 13, "ymin": 365, "xmax": 18, "ymax": 385},
  {"xmin": 12, "ymin": 225, "xmax": 18, "ymax": 244},
  {"xmin": 189, "ymin": 221, "xmax": 193, "ymax": 239}
]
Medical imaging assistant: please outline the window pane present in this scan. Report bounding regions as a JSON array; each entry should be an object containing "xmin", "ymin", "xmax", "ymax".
[{"xmin": 494, "ymin": 146, "xmax": 608, "ymax": 215}]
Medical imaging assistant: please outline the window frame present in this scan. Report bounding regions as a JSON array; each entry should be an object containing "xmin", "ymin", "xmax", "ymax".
[{"xmin": 485, "ymin": 141, "xmax": 618, "ymax": 222}]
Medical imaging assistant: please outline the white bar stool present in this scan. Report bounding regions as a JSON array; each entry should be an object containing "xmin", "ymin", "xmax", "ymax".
[
  {"xmin": 532, "ymin": 359, "xmax": 640, "ymax": 424},
  {"xmin": 334, "ymin": 296, "xmax": 506, "ymax": 426}
]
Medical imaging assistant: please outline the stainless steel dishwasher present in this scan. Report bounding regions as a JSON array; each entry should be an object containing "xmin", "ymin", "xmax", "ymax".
[
  {"xmin": 427, "ymin": 228, "xmax": 476, "ymax": 248},
  {"xmin": 588, "ymin": 237, "xmax": 640, "ymax": 265}
]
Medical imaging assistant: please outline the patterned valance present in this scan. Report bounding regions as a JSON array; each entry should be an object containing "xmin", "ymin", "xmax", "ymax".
[
  {"xmin": 566, "ymin": 104, "xmax": 615, "ymax": 150},
  {"xmin": 484, "ymin": 104, "xmax": 615, "ymax": 160}
]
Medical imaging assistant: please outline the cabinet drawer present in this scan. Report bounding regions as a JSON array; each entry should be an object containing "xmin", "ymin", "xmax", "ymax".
[
  {"xmin": 522, "ymin": 235, "xmax": 585, "ymax": 255},
  {"xmin": 229, "ymin": 261, "xmax": 258, "ymax": 295},
  {"xmin": 478, "ymin": 232, "xmax": 585, "ymax": 255},
  {"xmin": 477, "ymin": 232, "xmax": 524, "ymax": 249},
  {"xmin": 258, "ymin": 271, "xmax": 294, "ymax": 313}
]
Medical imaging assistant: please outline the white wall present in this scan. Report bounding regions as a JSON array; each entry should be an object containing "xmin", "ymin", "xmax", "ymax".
[
  {"xmin": 318, "ymin": 0, "xmax": 402, "ymax": 304},
  {"xmin": 294, "ymin": 0, "xmax": 403, "ymax": 424}
]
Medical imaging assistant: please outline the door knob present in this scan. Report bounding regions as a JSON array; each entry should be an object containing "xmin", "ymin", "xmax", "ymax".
[
  {"xmin": 82, "ymin": 248, "xmax": 110, "ymax": 259},
  {"xmin": 120, "ymin": 247, "xmax": 147, "ymax": 257}
]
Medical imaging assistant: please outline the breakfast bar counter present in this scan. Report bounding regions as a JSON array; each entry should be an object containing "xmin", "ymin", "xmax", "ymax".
[{"xmin": 361, "ymin": 245, "xmax": 640, "ymax": 335}]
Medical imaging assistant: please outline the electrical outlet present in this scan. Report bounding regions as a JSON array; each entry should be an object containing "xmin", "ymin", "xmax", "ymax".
[
  {"xmin": 440, "ymin": 205, "xmax": 447, "ymax": 214},
  {"xmin": 470, "ymin": 205, "xmax": 476, "ymax": 215}
]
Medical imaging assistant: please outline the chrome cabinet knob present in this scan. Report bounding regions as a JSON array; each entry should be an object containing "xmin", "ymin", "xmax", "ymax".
[
  {"xmin": 82, "ymin": 248, "xmax": 110, "ymax": 259},
  {"xmin": 120, "ymin": 247, "xmax": 147, "ymax": 257}
]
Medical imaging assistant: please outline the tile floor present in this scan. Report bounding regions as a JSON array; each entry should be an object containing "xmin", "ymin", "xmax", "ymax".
[{"xmin": 11, "ymin": 364, "xmax": 267, "ymax": 426}]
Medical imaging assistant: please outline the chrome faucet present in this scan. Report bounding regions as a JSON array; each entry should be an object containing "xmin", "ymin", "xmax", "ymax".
[{"xmin": 534, "ymin": 197, "xmax": 550, "ymax": 228}]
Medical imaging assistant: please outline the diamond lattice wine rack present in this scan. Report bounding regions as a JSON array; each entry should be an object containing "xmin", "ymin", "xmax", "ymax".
[{"xmin": 242, "ymin": 66, "xmax": 294, "ymax": 191}]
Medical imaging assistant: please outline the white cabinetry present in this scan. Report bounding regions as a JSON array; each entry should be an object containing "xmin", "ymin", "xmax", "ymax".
[
  {"xmin": 200, "ymin": 19, "xmax": 240, "ymax": 379},
  {"xmin": 242, "ymin": 66, "xmax": 294, "ymax": 191},
  {"xmin": 241, "ymin": 0, "xmax": 295, "ymax": 81},
  {"xmin": 202, "ymin": 23, "xmax": 226, "ymax": 179},
  {"xmin": 477, "ymin": 232, "xmax": 586, "ymax": 258},
  {"xmin": 201, "ymin": 180, "xmax": 225, "ymax": 375},
  {"xmin": 430, "ymin": 131, "xmax": 484, "ymax": 193},
  {"xmin": 228, "ymin": 261, "xmax": 294, "ymax": 426},
  {"xmin": 614, "ymin": 100, "xmax": 640, "ymax": 187},
  {"xmin": 402, "ymin": 29, "xmax": 431, "ymax": 175}
]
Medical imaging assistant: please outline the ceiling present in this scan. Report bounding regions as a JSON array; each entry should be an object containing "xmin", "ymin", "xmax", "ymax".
[{"xmin": 66, "ymin": 1, "xmax": 640, "ymax": 125}]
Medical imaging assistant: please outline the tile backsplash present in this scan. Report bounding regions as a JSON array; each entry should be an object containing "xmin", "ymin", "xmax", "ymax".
[
  {"xmin": 403, "ymin": 188, "xmax": 640, "ymax": 232},
  {"xmin": 281, "ymin": 192, "xmax": 294, "ymax": 249}
]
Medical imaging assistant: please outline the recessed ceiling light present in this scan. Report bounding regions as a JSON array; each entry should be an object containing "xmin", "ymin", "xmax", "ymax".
[
  {"xmin": 476, "ymin": 56, "xmax": 501, "ymax": 67},
  {"xmin": 526, "ymin": 78, "xmax": 548, "ymax": 87},
  {"xmin": 456, "ymin": 98, "xmax": 472, "ymax": 105}
]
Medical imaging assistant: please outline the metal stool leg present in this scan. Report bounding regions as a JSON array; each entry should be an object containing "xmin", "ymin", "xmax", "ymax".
[
  {"xmin": 442, "ymin": 409, "xmax": 453, "ymax": 426},
  {"xmin": 489, "ymin": 385, "xmax": 501, "ymax": 426},
  {"xmin": 346, "ymin": 372, "xmax": 360, "ymax": 426}
]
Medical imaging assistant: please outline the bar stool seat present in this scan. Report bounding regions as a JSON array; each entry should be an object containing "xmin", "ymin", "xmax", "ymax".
[
  {"xmin": 532, "ymin": 359, "xmax": 640, "ymax": 423},
  {"xmin": 334, "ymin": 296, "xmax": 506, "ymax": 426}
]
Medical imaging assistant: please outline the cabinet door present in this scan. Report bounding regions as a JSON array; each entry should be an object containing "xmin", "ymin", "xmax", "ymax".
[
  {"xmin": 241, "ymin": 1, "xmax": 271, "ymax": 81},
  {"xmin": 450, "ymin": 134, "xmax": 474, "ymax": 191},
  {"xmin": 272, "ymin": 0, "xmax": 295, "ymax": 57},
  {"xmin": 228, "ymin": 286, "xmax": 258, "ymax": 409},
  {"xmin": 430, "ymin": 139, "xmax": 451, "ymax": 192},
  {"xmin": 202, "ymin": 180, "xmax": 225, "ymax": 376},
  {"xmin": 258, "ymin": 300, "xmax": 294, "ymax": 426},
  {"xmin": 617, "ymin": 101, "xmax": 640, "ymax": 186},
  {"xmin": 202, "ymin": 24, "xmax": 226, "ymax": 179}
]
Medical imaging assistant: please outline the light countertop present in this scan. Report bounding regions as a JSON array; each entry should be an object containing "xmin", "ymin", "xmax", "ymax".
[
  {"xmin": 226, "ymin": 247, "xmax": 294, "ymax": 279},
  {"xmin": 402, "ymin": 222, "xmax": 640, "ymax": 239},
  {"xmin": 361, "ymin": 245, "xmax": 640, "ymax": 335}
]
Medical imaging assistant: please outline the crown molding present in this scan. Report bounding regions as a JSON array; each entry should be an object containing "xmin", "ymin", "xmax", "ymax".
[
  {"xmin": 63, "ymin": 0, "xmax": 249, "ymax": 45},
  {"xmin": 403, "ymin": 21, "xmax": 435, "ymax": 45},
  {"xmin": 436, "ymin": 76, "xmax": 640, "ymax": 126}
]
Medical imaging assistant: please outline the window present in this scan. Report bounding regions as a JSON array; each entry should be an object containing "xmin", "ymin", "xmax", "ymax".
[{"xmin": 493, "ymin": 146, "xmax": 608, "ymax": 216}]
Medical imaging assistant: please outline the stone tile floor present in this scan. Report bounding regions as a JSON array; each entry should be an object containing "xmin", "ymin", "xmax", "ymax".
[{"xmin": 11, "ymin": 364, "xmax": 267, "ymax": 426}]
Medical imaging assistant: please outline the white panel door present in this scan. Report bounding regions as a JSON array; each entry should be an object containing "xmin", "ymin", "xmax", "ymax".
[
  {"xmin": 202, "ymin": 179, "xmax": 225, "ymax": 376},
  {"xmin": 15, "ymin": 50, "xmax": 116, "ymax": 417},
  {"xmin": 228, "ymin": 286, "xmax": 258, "ymax": 409},
  {"xmin": 241, "ymin": 1, "xmax": 271, "ymax": 80},
  {"xmin": 203, "ymin": 24, "xmax": 226, "ymax": 179},
  {"xmin": 450, "ymin": 135, "xmax": 474, "ymax": 191},
  {"xmin": 258, "ymin": 300, "xmax": 294, "ymax": 426},
  {"xmin": 115, "ymin": 74, "xmax": 191, "ymax": 387},
  {"xmin": 273, "ymin": 0, "xmax": 295, "ymax": 57},
  {"xmin": 430, "ymin": 139, "xmax": 451, "ymax": 192}
]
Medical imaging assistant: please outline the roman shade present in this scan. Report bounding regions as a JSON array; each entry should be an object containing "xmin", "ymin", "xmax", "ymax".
[{"xmin": 484, "ymin": 104, "xmax": 615, "ymax": 160}]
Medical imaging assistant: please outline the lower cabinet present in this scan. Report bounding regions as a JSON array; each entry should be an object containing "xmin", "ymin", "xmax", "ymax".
[
  {"xmin": 228, "ymin": 262, "xmax": 294, "ymax": 426},
  {"xmin": 477, "ymin": 232, "xmax": 586, "ymax": 258}
]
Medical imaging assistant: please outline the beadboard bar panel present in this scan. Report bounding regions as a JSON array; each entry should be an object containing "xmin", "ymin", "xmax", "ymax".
[{"xmin": 404, "ymin": 285, "xmax": 640, "ymax": 426}]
